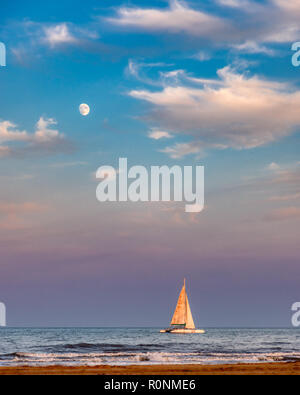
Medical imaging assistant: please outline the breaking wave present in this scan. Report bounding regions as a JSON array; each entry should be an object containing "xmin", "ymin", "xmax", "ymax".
[{"xmin": 0, "ymin": 328, "xmax": 299, "ymax": 366}]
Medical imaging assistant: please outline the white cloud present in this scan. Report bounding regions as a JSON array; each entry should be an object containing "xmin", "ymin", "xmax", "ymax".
[
  {"xmin": 107, "ymin": 0, "xmax": 228, "ymax": 37},
  {"xmin": 129, "ymin": 66, "xmax": 300, "ymax": 157},
  {"xmin": 148, "ymin": 129, "xmax": 173, "ymax": 140},
  {"xmin": 217, "ymin": 0, "xmax": 252, "ymax": 8},
  {"xmin": 34, "ymin": 117, "xmax": 61, "ymax": 142},
  {"xmin": 232, "ymin": 41, "xmax": 276, "ymax": 56},
  {"xmin": 219, "ymin": 0, "xmax": 300, "ymax": 44},
  {"xmin": 0, "ymin": 117, "xmax": 68, "ymax": 158},
  {"xmin": 10, "ymin": 21, "xmax": 99, "ymax": 59},
  {"xmin": 267, "ymin": 162, "xmax": 280, "ymax": 171},
  {"xmin": 0, "ymin": 121, "xmax": 29, "ymax": 143},
  {"xmin": 161, "ymin": 142, "xmax": 205, "ymax": 159},
  {"xmin": 127, "ymin": 59, "xmax": 140, "ymax": 78},
  {"xmin": 43, "ymin": 23, "xmax": 78, "ymax": 47},
  {"xmin": 161, "ymin": 141, "xmax": 228, "ymax": 159},
  {"xmin": 273, "ymin": 0, "xmax": 300, "ymax": 14},
  {"xmin": 191, "ymin": 51, "xmax": 211, "ymax": 61},
  {"xmin": 107, "ymin": 0, "xmax": 300, "ymax": 48}
]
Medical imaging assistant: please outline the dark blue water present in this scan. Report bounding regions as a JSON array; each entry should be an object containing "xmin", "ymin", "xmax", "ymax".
[{"xmin": 0, "ymin": 328, "xmax": 299, "ymax": 366}]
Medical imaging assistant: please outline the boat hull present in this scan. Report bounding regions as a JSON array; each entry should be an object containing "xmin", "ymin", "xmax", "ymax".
[{"xmin": 160, "ymin": 329, "xmax": 205, "ymax": 334}]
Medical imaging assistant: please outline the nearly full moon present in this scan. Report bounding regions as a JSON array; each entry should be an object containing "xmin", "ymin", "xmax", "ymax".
[{"xmin": 79, "ymin": 103, "xmax": 90, "ymax": 116}]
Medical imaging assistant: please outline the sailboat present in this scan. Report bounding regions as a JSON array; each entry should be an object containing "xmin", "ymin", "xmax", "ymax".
[{"xmin": 160, "ymin": 279, "xmax": 205, "ymax": 334}]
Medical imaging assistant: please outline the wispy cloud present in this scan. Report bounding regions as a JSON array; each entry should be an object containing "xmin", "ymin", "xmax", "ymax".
[
  {"xmin": 0, "ymin": 201, "xmax": 48, "ymax": 230},
  {"xmin": 129, "ymin": 66, "xmax": 300, "ymax": 157},
  {"xmin": 49, "ymin": 161, "xmax": 88, "ymax": 168},
  {"xmin": 239, "ymin": 162, "xmax": 300, "ymax": 205},
  {"xmin": 264, "ymin": 207, "xmax": 300, "ymax": 222},
  {"xmin": 148, "ymin": 129, "xmax": 173, "ymax": 140},
  {"xmin": 160, "ymin": 142, "xmax": 227, "ymax": 159},
  {"xmin": 8, "ymin": 20, "xmax": 101, "ymax": 64},
  {"xmin": 217, "ymin": 0, "xmax": 251, "ymax": 7},
  {"xmin": 107, "ymin": 0, "xmax": 228, "ymax": 38},
  {"xmin": 267, "ymin": 162, "xmax": 280, "ymax": 171},
  {"xmin": 191, "ymin": 51, "xmax": 212, "ymax": 61},
  {"xmin": 126, "ymin": 59, "xmax": 172, "ymax": 86},
  {"xmin": 231, "ymin": 41, "xmax": 276, "ymax": 56},
  {"xmin": 107, "ymin": 0, "xmax": 300, "ymax": 53},
  {"xmin": 268, "ymin": 193, "xmax": 300, "ymax": 202},
  {"xmin": 41, "ymin": 22, "xmax": 100, "ymax": 49}
]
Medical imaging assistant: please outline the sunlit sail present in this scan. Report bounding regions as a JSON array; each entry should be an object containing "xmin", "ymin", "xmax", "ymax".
[{"xmin": 160, "ymin": 279, "xmax": 205, "ymax": 334}]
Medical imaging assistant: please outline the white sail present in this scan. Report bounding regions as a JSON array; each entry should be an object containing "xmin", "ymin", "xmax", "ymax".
[
  {"xmin": 170, "ymin": 282, "xmax": 186, "ymax": 325},
  {"xmin": 185, "ymin": 294, "xmax": 195, "ymax": 329}
]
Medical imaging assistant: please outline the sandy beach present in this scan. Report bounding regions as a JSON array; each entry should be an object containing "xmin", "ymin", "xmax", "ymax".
[{"xmin": 0, "ymin": 362, "xmax": 299, "ymax": 375}]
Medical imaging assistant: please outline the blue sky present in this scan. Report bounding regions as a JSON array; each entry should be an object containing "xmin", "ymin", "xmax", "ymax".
[{"xmin": 0, "ymin": 0, "xmax": 300, "ymax": 326}]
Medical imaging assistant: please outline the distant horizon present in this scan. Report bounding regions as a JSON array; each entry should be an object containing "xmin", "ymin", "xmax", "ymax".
[{"xmin": 1, "ymin": 326, "xmax": 297, "ymax": 329}]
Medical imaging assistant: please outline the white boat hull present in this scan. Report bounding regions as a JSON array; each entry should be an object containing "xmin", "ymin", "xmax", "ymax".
[{"xmin": 160, "ymin": 329, "xmax": 205, "ymax": 334}]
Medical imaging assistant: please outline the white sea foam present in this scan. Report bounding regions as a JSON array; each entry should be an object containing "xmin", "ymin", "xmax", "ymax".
[
  {"xmin": 0, "ymin": 328, "xmax": 299, "ymax": 367},
  {"xmin": 1, "ymin": 350, "xmax": 300, "ymax": 367}
]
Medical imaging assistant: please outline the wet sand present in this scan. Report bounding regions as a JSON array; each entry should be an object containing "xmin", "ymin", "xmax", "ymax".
[{"xmin": 0, "ymin": 362, "xmax": 299, "ymax": 375}]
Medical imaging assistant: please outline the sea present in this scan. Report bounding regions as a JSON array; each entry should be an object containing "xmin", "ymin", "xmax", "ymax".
[{"xmin": 0, "ymin": 328, "xmax": 299, "ymax": 366}]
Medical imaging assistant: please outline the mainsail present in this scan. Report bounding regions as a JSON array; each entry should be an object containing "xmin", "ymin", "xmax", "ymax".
[{"xmin": 170, "ymin": 279, "xmax": 196, "ymax": 329}]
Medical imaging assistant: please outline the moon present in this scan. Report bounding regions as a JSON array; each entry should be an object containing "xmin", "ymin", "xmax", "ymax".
[{"xmin": 79, "ymin": 103, "xmax": 90, "ymax": 116}]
